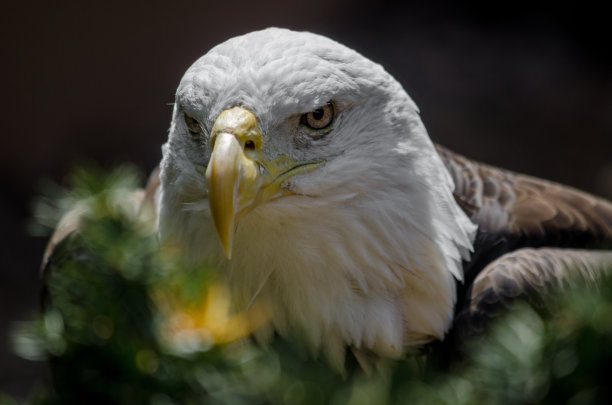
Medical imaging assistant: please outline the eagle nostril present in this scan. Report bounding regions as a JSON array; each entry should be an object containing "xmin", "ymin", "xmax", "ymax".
[{"xmin": 244, "ymin": 140, "xmax": 256, "ymax": 151}]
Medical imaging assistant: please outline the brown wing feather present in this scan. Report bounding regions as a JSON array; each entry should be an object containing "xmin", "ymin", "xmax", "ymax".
[
  {"xmin": 41, "ymin": 167, "xmax": 161, "ymax": 277},
  {"xmin": 436, "ymin": 144, "xmax": 612, "ymax": 241},
  {"xmin": 436, "ymin": 144, "xmax": 612, "ymax": 343},
  {"xmin": 40, "ymin": 172, "xmax": 159, "ymax": 309},
  {"xmin": 454, "ymin": 247, "xmax": 612, "ymax": 339}
]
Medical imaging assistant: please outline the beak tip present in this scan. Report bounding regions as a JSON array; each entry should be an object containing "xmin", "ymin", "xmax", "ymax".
[
  {"xmin": 217, "ymin": 223, "xmax": 235, "ymax": 260},
  {"xmin": 223, "ymin": 243, "xmax": 233, "ymax": 260}
]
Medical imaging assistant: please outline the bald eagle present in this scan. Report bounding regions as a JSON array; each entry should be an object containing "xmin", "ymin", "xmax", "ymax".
[{"xmin": 45, "ymin": 28, "xmax": 612, "ymax": 371}]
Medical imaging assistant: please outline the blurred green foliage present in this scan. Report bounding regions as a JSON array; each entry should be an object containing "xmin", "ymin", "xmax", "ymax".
[{"xmin": 6, "ymin": 166, "xmax": 612, "ymax": 404}]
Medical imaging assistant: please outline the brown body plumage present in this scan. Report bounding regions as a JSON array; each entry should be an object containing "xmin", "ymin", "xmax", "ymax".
[{"xmin": 435, "ymin": 145, "xmax": 612, "ymax": 343}]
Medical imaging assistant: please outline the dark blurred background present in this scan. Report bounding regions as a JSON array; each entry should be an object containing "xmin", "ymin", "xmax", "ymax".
[{"xmin": 2, "ymin": 0, "xmax": 611, "ymax": 399}]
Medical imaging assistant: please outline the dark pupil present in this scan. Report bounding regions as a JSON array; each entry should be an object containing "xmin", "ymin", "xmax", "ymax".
[{"xmin": 311, "ymin": 108, "xmax": 324, "ymax": 120}]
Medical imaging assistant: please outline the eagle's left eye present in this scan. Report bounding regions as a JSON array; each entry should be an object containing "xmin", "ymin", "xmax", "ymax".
[
  {"xmin": 184, "ymin": 113, "xmax": 202, "ymax": 137},
  {"xmin": 301, "ymin": 102, "xmax": 334, "ymax": 131}
]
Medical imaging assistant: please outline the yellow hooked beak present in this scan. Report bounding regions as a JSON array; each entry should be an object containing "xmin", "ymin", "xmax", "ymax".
[{"xmin": 205, "ymin": 107, "xmax": 322, "ymax": 259}]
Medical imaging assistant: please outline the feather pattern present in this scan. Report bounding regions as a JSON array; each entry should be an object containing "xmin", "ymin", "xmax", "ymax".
[
  {"xmin": 454, "ymin": 248, "xmax": 612, "ymax": 339},
  {"xmin": 436, "ymin": 145, "xmax": 612, "ymax": 341}
]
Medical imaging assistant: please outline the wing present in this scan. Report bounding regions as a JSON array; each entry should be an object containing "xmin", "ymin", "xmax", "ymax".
[
  {"xmin": 435, "ymin": 145, "xmax": 612, "ymax": 340},
  {"xmin": 40, "ymin": 168, "xmax": 160, "ymax": 307},
  {"xmin": 453, "ymin": 247, "xmax": 612, "ymax": 340}
]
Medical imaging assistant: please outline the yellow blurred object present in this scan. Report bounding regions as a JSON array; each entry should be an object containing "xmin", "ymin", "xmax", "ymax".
[{"xmin": 154, "ymin": 280, "xmax": 271, "ymax": 349}]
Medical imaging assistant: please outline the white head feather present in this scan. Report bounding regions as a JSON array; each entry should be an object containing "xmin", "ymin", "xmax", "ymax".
[{"xmin": 158, "ymin": 28, "xmax": 476, "ymax": 369}]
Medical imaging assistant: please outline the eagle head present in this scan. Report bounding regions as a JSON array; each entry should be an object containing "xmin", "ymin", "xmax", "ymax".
[{"xmin": 157, "ymin": 28, "xmax": 475, "ymax": 369}]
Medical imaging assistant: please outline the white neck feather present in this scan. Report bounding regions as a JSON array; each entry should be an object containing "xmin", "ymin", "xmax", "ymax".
[{"xmin": 158, "ymin": 138, "xmax": 476, "ymax": 370}]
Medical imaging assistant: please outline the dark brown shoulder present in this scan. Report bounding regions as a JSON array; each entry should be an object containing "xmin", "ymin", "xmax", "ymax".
[
  {"xmin": 434, "ymin": 144, "xmax": 612, "ymax": 353},
  {"xmin": 435, "ymin": 144, "xmax": 612, "ymax": 243}
]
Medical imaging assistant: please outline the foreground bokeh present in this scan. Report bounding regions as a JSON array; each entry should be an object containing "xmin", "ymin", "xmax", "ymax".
[{"xmin": 7, "ymin": 166, "xmax": 612, "ymax": 404}]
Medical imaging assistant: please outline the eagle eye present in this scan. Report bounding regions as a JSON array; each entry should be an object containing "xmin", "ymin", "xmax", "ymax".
[
  {"xmin": 301, "ymin": 102, "xmax": 335, "ymax": 131},
  {"xmin": 184, "ymin": 113, "xmax": 202, "ymax": 137}
]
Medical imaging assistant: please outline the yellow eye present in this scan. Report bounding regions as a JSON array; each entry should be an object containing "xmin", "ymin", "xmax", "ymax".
[
  {"xmin": 184, "ymin": 113, "xmax": 202, "ymax": 136},
  {"xmin": 301, "ymin": 102, "xmax": 334, "ymax": 131}
]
